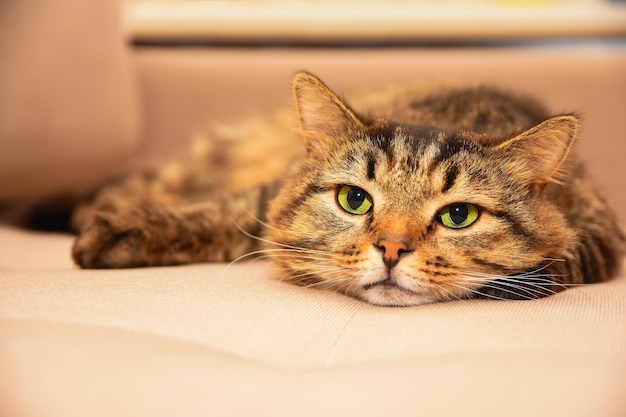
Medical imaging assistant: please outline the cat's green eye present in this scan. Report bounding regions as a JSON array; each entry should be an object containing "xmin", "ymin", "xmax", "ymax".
[
  {"xmin": 337, "ymin": 185, "xmax": 373, "ymax": 215},
  {"xmin": 439, "ymin": 203, "xmax": 479, "ymax": 229}
]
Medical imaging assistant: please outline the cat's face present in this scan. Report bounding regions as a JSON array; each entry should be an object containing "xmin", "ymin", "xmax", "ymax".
[{"xmin": 266, "ymin": 73, "xmax": 578, "ymax": 306}]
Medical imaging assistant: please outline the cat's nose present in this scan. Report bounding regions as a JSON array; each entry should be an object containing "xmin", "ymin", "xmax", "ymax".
[{"xmin": 375, "ymin": 239, "xmax": 411, "ymax": 269}]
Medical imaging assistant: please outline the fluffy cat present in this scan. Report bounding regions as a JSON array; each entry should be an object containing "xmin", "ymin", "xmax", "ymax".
[{"xmin": 72, "ymin": 72, "xmax": 625, "ymax": 306}]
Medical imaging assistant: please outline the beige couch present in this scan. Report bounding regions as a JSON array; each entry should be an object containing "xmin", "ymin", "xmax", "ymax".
[{"xmin": 1, "ymin": 1, "xmax": 625, "ymax": 416}]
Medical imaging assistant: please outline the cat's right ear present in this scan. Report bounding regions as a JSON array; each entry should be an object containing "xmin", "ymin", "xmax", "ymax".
[
  {"xmin": 292, "ymin": 72, "xmax": 364, "ymax": 155},
  {"xmin": 494, "ymin": 115, "xmax": 579, "ymax": 189}
]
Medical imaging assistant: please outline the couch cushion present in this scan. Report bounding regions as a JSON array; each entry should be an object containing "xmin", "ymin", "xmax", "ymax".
[
  {"xmin": 1, "ymin": 318, "xmax": 624, "ymax": 417},
  {"xmin": 0, "ymin": 225, "xmax": 624, "ymax": 416},
  {"xmin": 0, "ymin": 0, "xmax": 140, "ymax": 202}
]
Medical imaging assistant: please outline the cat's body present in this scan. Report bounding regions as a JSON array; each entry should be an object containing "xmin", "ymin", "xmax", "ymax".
[{"xmin": 72, "ymin": 72, "xmax": 624, "ymax": 306}]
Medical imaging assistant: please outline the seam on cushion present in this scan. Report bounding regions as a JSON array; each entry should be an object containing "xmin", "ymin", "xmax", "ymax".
[
  {"xmin": 324, "ymin": 309, "xmax": 360, "ymax": 366},
  {"xmin": 0, "ymin": 316, "xmax": 270, "ymax": 366}
]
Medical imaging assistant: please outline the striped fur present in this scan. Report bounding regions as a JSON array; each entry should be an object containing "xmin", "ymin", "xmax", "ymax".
[{"xmin": 72, "ymin": 72, "xmax": 624, "ymax": 306}]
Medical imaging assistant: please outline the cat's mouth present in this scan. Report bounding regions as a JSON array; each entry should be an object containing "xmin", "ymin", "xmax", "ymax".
[
  {"xmin": 360, "ymin": 277, "xmax": 430, "ymax": 306},
  {"xmin": 363, "ymin": 276, "xmax": 427, "ymax": 306},
  {"xmin": 363, "ymin": 277, "xmax": 409, "ymax": 291}
]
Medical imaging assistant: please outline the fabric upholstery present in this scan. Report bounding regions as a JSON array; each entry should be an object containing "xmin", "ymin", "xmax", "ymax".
[
  {"xmin": 0, "ymin": 225, "xmax": 625, "ymax": 417},
  {"xmin": 0, "ymin": 0, "xmax": 140, "ymax": 201}
]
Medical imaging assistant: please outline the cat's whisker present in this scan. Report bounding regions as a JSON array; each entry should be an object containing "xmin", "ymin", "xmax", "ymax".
[
  {"xmin": 493, "ymin": 281, "xmax": 557, "ymax": 298},
  {"xmin": 461, "ymin": 273, "xmax": 560, "ymax": 299},
  {"xmin": 462, "ymin": 259, "xmax": 575, "ymax": 291},
  {"xmin": 520, "ymin": 259, "xmax": 575, "ymax": 282},
  {"xmin": 219, "ymin": 247, "xmax": 335, "ymax": 280},
  {"xmin": 462, "ymin": 274, "xmax": 585, "ymax": 295},
  {"xmin": 241, "ymin": 205, "xmax": 283, "ymax": 233},
  {"xmin": 320, "ymin": 278, "xmax": 355, "ymax": 293},
  {"xmin": 289, "ymin": 266, "xmax": 351, "ymax": 290},
  {"xmin": 278, "ymin": 267, "xmax": 348, "ymax": 290},
  {"xmin": 242, "ymin": 249, "xmax": 335, "ymax": 264},
  {"xmin": 464, "ymin": 269, "xmax": 569, "ymax": 281},
  {"xmin": 304, "ymin": 277, "xmax": 345, "ymax": 290},
  {"xmin": 490, "ymin": 278, "xmax": 563, "ymax": 298},
  {"xmin": 431, "ymin": 283, "xmax": 464, "ymax": 302},
  {"xmin": 462, "ymin": 273, "xmax": 555, "ymax": 286},
  {"xmin": 477, "ymin": 285, "xmax": 537, "ymax": 300},
  {"xmin": 231, "ymin": 220, "xmax": 332, "ymax": 256},
  {"xmin": 455, "ymin": 266, "xmax": 574, "ymax": 299},
  {"xmin": 280, "ymin": 264, "xmax": 344, "ymax": 278},
  {"xmin": 462, "ymin": 270, "xmax": 583, "ymax": 292},
  {"xmin": 447, "ymin": 282, "xmax": 516, "ymax": 301},
  {"xmin": 529, "ymin": 258, "xmax": 566, "ymax": 271},
  {"xmin": 267, "ymin": 259, "xmax": 342, "ymax": 278}
]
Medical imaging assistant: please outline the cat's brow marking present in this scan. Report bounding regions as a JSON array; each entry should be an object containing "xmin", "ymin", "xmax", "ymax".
[
  {"xmin": 273, "ymin": 182, "xmax": 324, "ymax": 224},
  {"xmin": 490, "ymin": 210, "xmax": 534, "ymax": 241},
  {"xmin": 441, "ymin": 164, "xmax": 459, "ymax": 193},
  {"xmin": 366, "ymin": 152, "xmax": 377, "ymax": 180},
  {"xmin": 374, "ymin": 136, "xmax": 395, "ymax": 166},
  {"xmin": 426, "ymin": 137, "xmax": 468, "ymax": 178}
]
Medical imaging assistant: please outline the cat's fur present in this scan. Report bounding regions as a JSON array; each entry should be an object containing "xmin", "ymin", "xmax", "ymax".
[{"xmin": 72, "ymin": 72, "xmax": 625, "ymax": 306}]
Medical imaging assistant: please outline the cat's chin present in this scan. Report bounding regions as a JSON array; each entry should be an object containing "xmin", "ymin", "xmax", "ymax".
[{"xmin": 358, "ymin": 280, "xmax": 434, "ymax": 307}]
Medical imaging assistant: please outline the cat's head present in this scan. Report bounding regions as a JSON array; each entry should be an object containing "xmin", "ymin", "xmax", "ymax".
[{"xmin": 266, "ymin": 72, "xmax": 578, "ymax": 306}]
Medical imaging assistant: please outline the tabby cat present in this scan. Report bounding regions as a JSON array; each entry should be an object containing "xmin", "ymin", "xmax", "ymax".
[{"xmin": 72, "ymin": 72, "xmax": 624, "ymax": 306}]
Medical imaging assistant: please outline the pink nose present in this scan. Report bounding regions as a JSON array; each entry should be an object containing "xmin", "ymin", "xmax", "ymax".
[{"xmin": 376, "ymin": 239, "xmax": 410, "ymax": 268}]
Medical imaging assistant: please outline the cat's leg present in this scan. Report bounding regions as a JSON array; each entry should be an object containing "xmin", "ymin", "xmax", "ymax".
[
  {"xmin": 70, "ymin": 159, "xmax": 228, "ymax": 233},
  {"xmin": 70, "ymin": 171, "xmax": 179, "ymax": 232},
  {"xmin": 72, "ymin": 185, "xmax": 275, "ymax": 268}
]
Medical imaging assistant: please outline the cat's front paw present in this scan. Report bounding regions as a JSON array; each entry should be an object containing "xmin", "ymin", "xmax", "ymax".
[{"xmin": 72, "ymin": 211, "xmax": 150, "ymax": 268}]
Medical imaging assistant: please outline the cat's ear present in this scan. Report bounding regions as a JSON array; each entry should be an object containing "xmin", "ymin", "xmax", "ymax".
[
  {"xmin": 495, "ymin": 115, "xmax": 579, "ymax": 187},
  {"xmin": 292, "ymin": 71, "xmax": 364, "ymax": 155}
]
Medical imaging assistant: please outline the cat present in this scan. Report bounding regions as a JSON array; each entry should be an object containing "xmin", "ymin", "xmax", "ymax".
[{"xmin": 71, "ymin": 72, "xmax": 625, "ymax": 307}]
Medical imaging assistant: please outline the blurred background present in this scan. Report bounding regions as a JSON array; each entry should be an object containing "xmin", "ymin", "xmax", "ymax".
[
  {"xmin": 128, "ymin": 0, "xmax": 626, "ymax": 46},
  {"xmin": 1, "ymin": 0, "xmax": 625, "ymax": 225}
]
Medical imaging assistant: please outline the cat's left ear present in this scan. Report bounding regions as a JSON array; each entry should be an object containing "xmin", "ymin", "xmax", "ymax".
[
  {"xmin": 292, "ymin": 71, "xmax": 364, "ymax": 155},
  {"xmin": 494, "ymin": 115, "xmax": 579, "ymax": 187}
]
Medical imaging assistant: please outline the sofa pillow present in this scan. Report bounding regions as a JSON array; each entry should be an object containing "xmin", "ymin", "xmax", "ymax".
[{"xmin": 0, "ymin": 0, "xmax": 140, "ymax": 202}]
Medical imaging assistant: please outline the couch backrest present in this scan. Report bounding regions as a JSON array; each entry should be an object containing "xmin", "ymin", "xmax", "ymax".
[{"xmin": 0, "ymin": 0, "xmax": 140, "ymax": 202}]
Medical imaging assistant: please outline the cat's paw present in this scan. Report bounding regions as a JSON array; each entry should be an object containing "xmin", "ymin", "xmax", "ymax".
[{"xmin": 72, "ymin": 211, "xmax": 151, "ymax": 268}]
